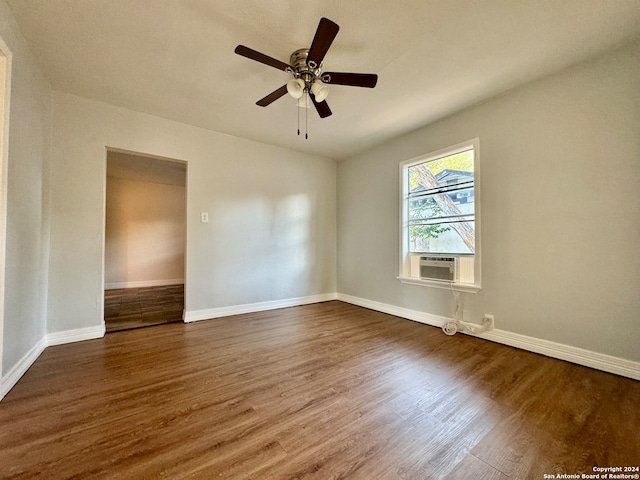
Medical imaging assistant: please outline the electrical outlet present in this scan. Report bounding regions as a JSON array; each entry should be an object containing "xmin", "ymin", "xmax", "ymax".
[
  {"xmin": 483, "ymin": 314, "xmax": 495, "ymax": 329},
  {"xmin": 200, "ymin": 212, "xmax": 209, "ymax": 223}
]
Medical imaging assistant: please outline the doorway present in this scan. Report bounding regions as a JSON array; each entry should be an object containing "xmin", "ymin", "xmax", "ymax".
[{"xmin": 104, "ymin": 149, "xmax": 187, "ymax": 332}]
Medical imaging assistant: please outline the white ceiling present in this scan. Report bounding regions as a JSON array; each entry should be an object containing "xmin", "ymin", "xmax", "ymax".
[{"xmin": 7, "ymin": 0, "xmax": 640, "ymax": 160}]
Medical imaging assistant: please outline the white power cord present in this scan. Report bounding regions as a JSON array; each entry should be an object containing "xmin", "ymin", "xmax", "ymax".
[
  {"xmin": 442, "ymin": 291, "xmax": 493, "ymax": 336},
  {"xmin": 442, "ymin": 317, "xmax": 493, "ymax": 336}
]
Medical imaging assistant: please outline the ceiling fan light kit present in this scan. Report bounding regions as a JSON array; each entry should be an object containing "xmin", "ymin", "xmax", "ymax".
[
  {"xmin": 286, "ymin": 78, "xmax": 305, "ymax": 99},
  {"xmin": 234, "ymin": 17, "xmax": 378, "ymax": 138},
  {"xmin": 296, "ymin": 93, "xmax": 312, "ymax": 109},
  {"xmin": 310, "ymin": 81, "xmax": 328, "ymax": 102}
]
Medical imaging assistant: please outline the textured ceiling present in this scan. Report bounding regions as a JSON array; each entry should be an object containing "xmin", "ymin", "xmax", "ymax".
[{"xmin": 7, "ymin": 0, "xmax": 640, "ymax": 160}]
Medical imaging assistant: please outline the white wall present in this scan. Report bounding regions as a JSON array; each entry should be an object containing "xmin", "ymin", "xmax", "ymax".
[
  {"xmin": 48, "ymin": 92, "xmax": 336, "ymax": 333},
  {"xmin": 338, "ymin": 37, "xmax": 640, "ymax": 363},
  {"xmin": 0, "ymin": 1, "xmax": 51, "ymax": 378},
  {"xmin": 105, "ymin": 176, "xmax": 185, "ymax": 287}
]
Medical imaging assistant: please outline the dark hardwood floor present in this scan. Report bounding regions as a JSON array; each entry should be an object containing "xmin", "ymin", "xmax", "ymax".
[
  {"xmin": 1, "ymin": 301, "xmax": 638, "ymax": 479},
  {"xmin": 104, "ymin": 284, "xmax": 184, "ymax": 332}
]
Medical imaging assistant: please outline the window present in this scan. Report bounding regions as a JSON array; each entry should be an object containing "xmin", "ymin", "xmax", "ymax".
[{"xmin": 399, "ymin": 139, "xmax": 480, "ymax": 291}]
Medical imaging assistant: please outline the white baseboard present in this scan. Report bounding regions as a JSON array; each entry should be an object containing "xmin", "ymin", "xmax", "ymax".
[
  {"xmin": 478, "ymin": 328, "xmax": 640, "ymax": 381},
  {"xmin": 0, "ymin": 336, "xmax": 47, "ymax": 401},
  {"xmin": 337, "ymin": 293, "xmax": 451, "ymax": 327},
  {"xmin": 337, "ymin": 293, "xmax": 640, "ymax": 381},
  {"xmin": 185, "ymin": 293, "xmax": 338, "ymax": 323},
  {"xmin": 47, "ymin": 324, "xmax": 105, "ymax": 346},
  {"xmin": 105, "ymin": 279, "xmax": 184, "ymax": 290},
  {"xmin": 1, "ymin": 325, "xmax": 106, "ymax": 401}
]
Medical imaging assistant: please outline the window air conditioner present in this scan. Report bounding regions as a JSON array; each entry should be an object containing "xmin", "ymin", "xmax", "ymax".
[{"xmin": 419, "ymin": 256, "xmax": 457, "ymax": 282}]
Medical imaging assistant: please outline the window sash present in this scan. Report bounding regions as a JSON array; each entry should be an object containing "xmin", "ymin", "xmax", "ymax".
[
  {"xmin": 408, "ymin": 179, "xmax": 474, "ymax": 198},
  {"xmin": 408, "ymin": 187, "xmax": 475, "ymax": 222},
  {"xmin": 409, "ymin": 215, "xmax": 474, "ymax": 227}
]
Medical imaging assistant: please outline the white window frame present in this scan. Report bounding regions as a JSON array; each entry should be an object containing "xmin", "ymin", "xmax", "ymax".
[{"xmin": 397, "ymin": 138, "xmax": 481, "ymax": 293}]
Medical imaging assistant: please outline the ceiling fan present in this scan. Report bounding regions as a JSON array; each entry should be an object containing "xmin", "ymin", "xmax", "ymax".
[{"xmin": 234, "ymin": 17, "xmax": 378, "ymax": 122}]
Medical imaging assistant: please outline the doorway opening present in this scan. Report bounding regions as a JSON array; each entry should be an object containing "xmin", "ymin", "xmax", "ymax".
[{"xmin": 104, "ymin": 149, "xmax": 187, "ymax": 333}]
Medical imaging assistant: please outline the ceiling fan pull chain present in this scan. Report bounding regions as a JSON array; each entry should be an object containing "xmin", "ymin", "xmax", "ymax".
[
  {"xmin": 305, "ymin": 94, "xmax": 308, "ymax": 139},
  {"xmin": 297, "ymin": 101, "xmax": 300, "ymax": 136}
]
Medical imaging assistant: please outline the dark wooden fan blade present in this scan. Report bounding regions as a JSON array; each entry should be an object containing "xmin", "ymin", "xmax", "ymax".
[
  {"xmin": 307, "ymin": 18, "xmax": 339, "ymax": 68},
  {"xmin": 310, "ymin": 93, "xmax": 332, "ymax": 118},
  {"xmin": 256, "ymin": 85, "xmax": 288, "ymax": 107},
  {"xmin": 323, "ymin": 72, "xmax": 378, "ymax": 88},
  {"xmin": 235, "ymin": 45, "xmax": 291, "ymax": 72}
]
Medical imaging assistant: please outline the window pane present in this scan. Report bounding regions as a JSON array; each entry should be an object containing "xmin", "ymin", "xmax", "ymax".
[
  {"xmin": 409, "ymin": 220, "xmax": 475, "ymax": 254},
  {"xmin": 409, "ymin": 187, "xmax": 475, "ymax": 221},
  {"xmin": 408, "ymin": 149, "xmax": 474, "ymax": 194},
  {"xmin": 407, "ymin": 148, "xmax": 475, "ymax": 255},
  {"xmin": 408, "ymin": 196, "xmax": 442, "ymax": 221}
]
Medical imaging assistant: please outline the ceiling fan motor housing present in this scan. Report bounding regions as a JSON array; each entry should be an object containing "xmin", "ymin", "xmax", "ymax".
[{"xmin": 289, "ymin": 48, "xmax": 324, "ymax": 87}]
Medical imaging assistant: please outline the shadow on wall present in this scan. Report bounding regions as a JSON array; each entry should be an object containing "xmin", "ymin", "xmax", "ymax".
[{"xmin": 208, "ymin": 192, "xmax": 317, "ymax": 304}]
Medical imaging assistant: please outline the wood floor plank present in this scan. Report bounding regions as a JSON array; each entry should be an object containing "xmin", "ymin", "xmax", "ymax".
[
  {"xmin": 1, "ymin": 301, "xmax": 638, "ymax": 479},
  {"xmin": 104, "ymin": 285, "xmax": 184, "ymax": 332},
  {"xmin": 446, "ymin": 453, "xmax": 510, "ymax": 480}
]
